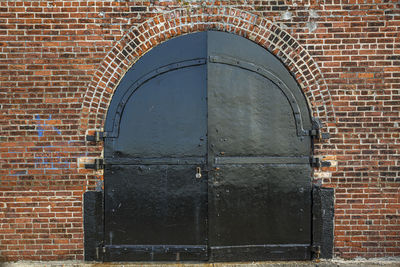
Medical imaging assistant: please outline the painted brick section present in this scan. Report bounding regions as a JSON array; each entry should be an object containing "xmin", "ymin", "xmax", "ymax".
[{"xmin": 0, "ymin": 0, "xmax": 399, "ymax": 262}]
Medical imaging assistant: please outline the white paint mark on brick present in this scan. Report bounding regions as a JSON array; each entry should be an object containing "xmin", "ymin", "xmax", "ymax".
[
  {"xmin": 281, "ymin": 11, "xmax": 292, "ymax": 20},
  {"xmin": 314, "ymin": 171, "xmax": 332, "ymax": 179},
  {"xmin": 307, "ymin": 21, "xmax": 317, "ymax": 32},
  {"xmin": 309, "ymin": 9, "xmax": 318, "ymax": 18}
]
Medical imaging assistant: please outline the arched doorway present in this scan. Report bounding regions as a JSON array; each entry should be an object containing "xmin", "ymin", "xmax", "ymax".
[{"xmin": 95, "ymin": 31, "xmax": 319, "ymax": 261}]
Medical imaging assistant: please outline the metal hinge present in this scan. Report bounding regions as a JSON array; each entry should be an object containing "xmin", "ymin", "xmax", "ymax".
[
  {"xmin": 310, "ymin": 118, "xmax": 330, "ymax": 141},
  {"xmin": 310, "ymin": 157, "xmax": 331, "ymax": 168},
  {"xmin": 85, "ymin": 159, "xmax": 104, "ymax": 170},
  {"xmin": 311, "ymin": 245, "xmax": 321, "ymax": 259},
  {"xmin": 309, "ymin": 129, "xmax": 330, "ymax": 140},
  {"xmin": 86, "ymin": 131, "xmax": 107, "ymax": 142}
]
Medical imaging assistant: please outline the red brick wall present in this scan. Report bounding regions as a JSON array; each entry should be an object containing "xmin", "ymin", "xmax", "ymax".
[{"xmin": 0, "ymin": 0, "xmax": 399, "ymax": 261}]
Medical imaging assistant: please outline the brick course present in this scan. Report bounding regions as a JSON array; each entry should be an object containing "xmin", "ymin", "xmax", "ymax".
[{"xmin": 0, "ymin": 0, "xmax": 399, "ymax": 261}]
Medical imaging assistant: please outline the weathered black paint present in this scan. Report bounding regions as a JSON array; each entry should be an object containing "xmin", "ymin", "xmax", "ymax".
[
  {"xmin": 104, "ymin": 245, "xmax": 207, "ymax": 261},
  {"xmin": 208, "ymin": 55, "xmax": 310, "ymax": 136},
  {"xmin": 207, "ymin": 31, "xmax": 312, "ymax": 261},
  {"xmin": 104, "ymin": 32, "xmax": 208, "ymax": 135},
  {"xmin": 104, "ymin": 165, "xmax": 208, "ymax": 245},
  {"xmin": 84, "ymin": 191, "xmax": 103, "ymax": 261},
  {"xmin": 312, "ymin": 185, "xmax": 335, "ymax": 259},
  {"xmin": 87, "ymin": 31, "xmax": 329, "ymax": 262},
  {"xmin": 103, "ymin": 32, "xmax": 208, "ymax": 262}
]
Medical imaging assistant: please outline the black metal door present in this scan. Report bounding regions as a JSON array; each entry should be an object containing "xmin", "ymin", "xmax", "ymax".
[
  {"xmin": 101, "ymin": 31, "xmax": 313, "ymax": 262},
  {"xmin": 103, "ymin": 33, "xmax": 209, "ymax": 261},
  {"xmin": 207, "ymin": 31, "xmax": 313, "ymax": 261}
]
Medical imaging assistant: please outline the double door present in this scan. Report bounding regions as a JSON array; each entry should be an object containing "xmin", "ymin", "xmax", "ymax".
[{"xmin": 102, "ymin": 31, "xmax": 313, "ymax": 261}]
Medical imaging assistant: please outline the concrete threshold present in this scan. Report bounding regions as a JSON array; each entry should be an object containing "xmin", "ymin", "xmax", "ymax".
[{"xmin": 1, "ymin": 259, "xmax": 400, "ymax": 267}]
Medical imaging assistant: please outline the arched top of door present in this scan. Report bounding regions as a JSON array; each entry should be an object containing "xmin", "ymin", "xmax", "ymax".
[
  {"xmin": 79, "ymin": 7, "xmax": 335, "ymax": 134},
  {"xmin": 103, "ymin": 31, "xmax": 312, "ymax": 138}
]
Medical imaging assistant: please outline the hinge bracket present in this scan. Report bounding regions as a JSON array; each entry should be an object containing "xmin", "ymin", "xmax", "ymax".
[
  {"xmin": 310, "ymin": 157, "xmax": 331, "ymax": 168},
  {"xmin": 310, "ymin": 118, "xmax": 330, "ymax": 141},
  {"xmin": 86, "ymin": 131, "xmax": 107, "ymax": 142},
  {"xmin": 309, "ymin": 129, "xmax": 330, "ymax": 140},
  {"xmin": 311, "ymin": 245, "xmax": 321, "ymax": 259},
  {"xmin": 85, "ymin": 159, "xmax": 104, "ymax": 170}
]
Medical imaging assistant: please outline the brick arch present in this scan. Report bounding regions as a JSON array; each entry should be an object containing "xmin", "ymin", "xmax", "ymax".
[{"xmin": 79, "ymin": 7, "xmax": 335, "ymax": 133}]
